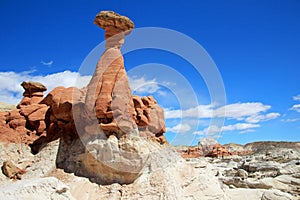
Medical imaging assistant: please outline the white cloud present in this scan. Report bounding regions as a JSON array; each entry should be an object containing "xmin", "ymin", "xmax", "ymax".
[
  {"xmin": 128, "ymin": 76, "xmax": 160, "ymax": 94},
  {"xmin": 293, "ymin": 94, "xmax": 300, "ymax": 101},
  {"xmin": 165, "ymin": 102, "xmax": 274, "ymax": 121},
  {"xmin": 222, "ymin": 123, "xmax": 260, "ymax": 131},
  {"xmin": 214, "ymin": 103, "xmax": 271, "ymax": 119},
  {"xmin": 290, "ymin": 104, "xmax": 300, "ymax": 113},
  {"xmin": 167, "ymin": 102, "xmax": 279, "ymax": 137},
  {"xmin": 41, "ymin": 60, "xmax": 53, "ymax": 66},
  {"xmin": 0, "ymin": 70, "xmax": 91, "ymax": 104},
  {"xmin": 165, "ymin": 104, "xmax": 213, "ymax": 119},
  {"xmin": 192, "ymin": 130, "xmax": 206, "ymax": 136},
  {"xmin": 245, "ymin": 112, "xmax": 280, "ymax": 123},
  {"xmin": 281, "ymin": 118, "xmax": 300, "ymax": 123},
  {"xmin": 239, "ymin": 129, "xmax": 255, "ymax": 134},
  {"xmin": 194, "ymin": 123, "xmax": 260, "ymax": 136},
  {"xmin": 168, "ymin": 123, "xmax": 191, "ymax": 133}
]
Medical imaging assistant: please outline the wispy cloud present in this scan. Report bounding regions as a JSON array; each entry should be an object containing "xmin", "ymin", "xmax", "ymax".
[
  {"xmin": 168, "ymin": 123, "xmax": 191, "ymax": 133},
  {"xmin": 245, "ymin": 112, "xmax": 280, "ymax": 123},
  {"xmin": 41, "ymin": 60, "xmax": 53, "ymax": 66},
  {"xmin": 164, "ymin": 104, "xmax": 213, "ymax": 119},
  {"xmin": 193, "ymin": 123, "xmax": 260, "ymax": 136},
  {"xmin": 293, "ymin": 94, "xmax": 300, "ymax": 101},
  {"xmin": 165, "ymin": 102, "xmax": 279, "ymax": 137},
  {"xmin": 281, "ymin": 118, "xmax": 300, "ymax": 123},
  {"xmin": 165, "ymin": 102, "xmax": 279, "ymax": 122},
  {"xmin": 289, "ymin": 94, "xmax": 300, "ymax": 113},
  {"xmin": 129, "ymin": 76, "xmax": 160, "ymax": 94},
  {"xmin": 290, "ymin": 104, "xmax": 300, "ymax": 113}
]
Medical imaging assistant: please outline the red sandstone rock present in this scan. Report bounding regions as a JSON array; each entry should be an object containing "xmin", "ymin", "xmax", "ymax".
[
  {"xmin": 6, "ymin": 109, "xmax": 22, "ymax": 122},
  {"xmin": 181, "ymin": 147, "xmax": 203, "ymax": 159},
  {"xmin": 17, "ymin": 81, "xmax": 47, "ymax": 108},
  {"xmin": 8, "ymin": 118, "xmax": 26, "ymax": 129},
  {"xmin": 205, "ymin": 143, "xmax": 232, "ymax": 158},
  {"xmin": 27, "ymin": 105, "xmax": 49, "ymax": 122},
  {"xmin": 0, "ymin": 11, "xmax": 167, "ymax": 154},
  {"xmin": 179, "ymin": 140, "xmax": 253, "ymax": 159},
  {"xmin": 21, "ymin": 81, "xmax": 47, "ymax": 93},
  {"xmin": 84, "ymin": 11, "xmax": 138, "ymax": 138},
  {"xmin": 41, "ymin": 86, "xmax": 83, "ymax": 122},
  {"xmin": 132, "ymin": 95, "xmax": 166, "ymax": 143},
  {"xmin": 20, "ymin": 104, "xmax": 47, "ymax": 117}
]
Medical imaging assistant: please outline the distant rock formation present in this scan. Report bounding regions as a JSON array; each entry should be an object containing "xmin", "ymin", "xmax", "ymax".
[{"xmin": 178, "ymin": 138, "xmax": 253, "ymax": 158}]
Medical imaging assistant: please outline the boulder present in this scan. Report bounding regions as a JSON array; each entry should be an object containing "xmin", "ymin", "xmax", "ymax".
[{"xmin": 41, "ymin": 86, "xmax": 83, "ymax": 122}]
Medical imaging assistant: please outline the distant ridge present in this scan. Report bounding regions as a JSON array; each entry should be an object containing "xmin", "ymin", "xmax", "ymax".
[
  {"xmin": 224, "ymin": 141, "xmax": 300, "ymax": 154},
  {"xmin": 0, "ymin": 102, "xmax": 16, "ymax": 112}
]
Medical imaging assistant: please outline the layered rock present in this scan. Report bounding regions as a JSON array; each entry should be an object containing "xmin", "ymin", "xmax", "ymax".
[
  {"xmin": 178, "ymin": 138, "xmax": 253, "ymax": 159},
  {"xmin": 0, "ymin": 10, "xmax": 167, "ymax": 186},
  {"xmin": 17, "ymin": 81, "xmax": 47, "ymax": 108},
  {"xmin": 84, "ymin": 11, "xmax": 137, "ymax": 140},
  {"xmin": 61, "ymin": 11, "xmax": 167, "ymax": 184},
  {"xmin": 132, "ymin": 95, "xmax": 166, "ymax": 144},
  {"xmin": 0, "ymin": 104, "xmax": 48, "ymax": 145},
  {"xmin": 206, "ymin": 143, "xmax": 236, "ymax": 158}
]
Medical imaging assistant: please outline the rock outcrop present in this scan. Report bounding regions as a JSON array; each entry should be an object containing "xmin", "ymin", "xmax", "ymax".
[
  {"xmin": 132, "ymin": 95, "xmax": 166, "ymax": 144},
  {"xmin": 177, "ymin": 138, "xmax": 252, "ymax": 159},
  {"xmin": 17, "ymin": 81, "xmax": 47, "ymax": 108},
  {"xmin": 206, "ymin": 143, "xmax": 236, "ymax": 158},
  {"xmin": 84, "ymin": 10, "xmax": 137, "ymax": 139},
  {"xmin": 0, "ymin": 11, "xmax": 168, "ymax": 186},
  {"xmin": 57, "ymin": 11, "xmax": 167, "ymax": 185}
]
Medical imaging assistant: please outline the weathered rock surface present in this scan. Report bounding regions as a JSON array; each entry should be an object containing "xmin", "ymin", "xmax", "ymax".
[
  {"xmin": 94, "ymin": 10, "xmax": 134, "ymax": 39},
  {"xmin": 1, "ymin": 130, "xmax": 300, "ymax": 199},
  {"xmin": 132, "ymin": 95, "xmax": 166, "ymax": 143},
  {"xmin": 17, "ymin": 81, "xmax": 47, "ymax": 108},
  {"xmin": 199, "ymin": 142, "xmax": 300, "ymax": 198},
  {"xmin": 84, "ymin": 11, "xmax": 138, "ymax": 140},
  {"xmin": 0, "ymin": 177, "xmax": 74, "ymax": 200}
]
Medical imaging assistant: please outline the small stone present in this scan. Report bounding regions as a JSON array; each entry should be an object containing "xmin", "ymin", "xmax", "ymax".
[{"xmin": 1, "ymin": 161, "xmax": 25, "ymax": 179}]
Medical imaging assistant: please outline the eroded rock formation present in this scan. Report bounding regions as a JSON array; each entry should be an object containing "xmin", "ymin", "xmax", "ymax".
[
  {"xmin": 0, "ymin": 11, "xmax": 167, "ymax": 185},
  {"xmin": 17, "ymin": 81, "xmax": 47, "ymax": 108},
  {"xmin": 178, "ymin": 138, "xmax": 253, "ymax": 159},
  {"xmin": 84, "ymin": 11, "xmax": 137, "ymax": 139}
]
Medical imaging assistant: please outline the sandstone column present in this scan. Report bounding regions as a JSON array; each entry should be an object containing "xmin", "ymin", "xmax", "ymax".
[{"xmin": 85, "ymin": 11, "xmax": 137, "ymax": 138}]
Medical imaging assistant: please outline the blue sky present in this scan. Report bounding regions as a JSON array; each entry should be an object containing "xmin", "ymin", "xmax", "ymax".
[{"xmin": 0, "ymin": 0, "xmax": 300, "ymax": 145}]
